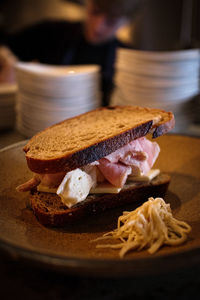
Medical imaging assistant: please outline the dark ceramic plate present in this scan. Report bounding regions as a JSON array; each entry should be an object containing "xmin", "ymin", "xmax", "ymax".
[{"xmin": 0, "ymin": 135, "xmax": 200, "ymax": 277}]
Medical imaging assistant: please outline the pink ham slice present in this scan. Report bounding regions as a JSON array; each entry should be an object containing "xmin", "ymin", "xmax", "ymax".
[
  {"xmin": 16, "ymin": 176, "xmax": 41, "ymax": 192},
  {"xmin": 16, "ymin": 172, "xmax": 66, "ymax": 192},
  {"xmin": 37, "ymin": 172, "xmax": 66, "ymax": 187},
  {"xmin": 105, "ymin": 138, "xmax": 147, "ymax": 164},
  {"xmin": 98, "ymin": 137, "xmax": 160, "ymax": 186},
  {"xmin": 98, "ymin": 158, "xmax": 132, "ymax": 188}
]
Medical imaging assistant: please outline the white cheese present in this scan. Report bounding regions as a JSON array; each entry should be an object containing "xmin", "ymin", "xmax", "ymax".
[
  {"xmin": 128, "ymin": 169, "xmax": 160, "ymax": 182},
  {"xmin": 37, "ymin": 179, "xmax": 121, "ymax": 196},
  {"xmin": 56, "ymin": 168, "xmax": 95, "ymax": 208},
  {"xmin": 37, "ymin": 168, "xmax": 160, "ymax": 208},
  {"xmin": 37, "ymin": 185, "xmax": 57, "ymax": 193},
  {"xmin": 90, "ymin": 183, "xmax": 121, "ymax": 194}
]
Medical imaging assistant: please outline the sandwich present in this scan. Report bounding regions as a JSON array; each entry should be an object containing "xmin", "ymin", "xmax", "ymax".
[{"xmin": 17, "ymin": 106, "xmax": 175, "ymax": 226}]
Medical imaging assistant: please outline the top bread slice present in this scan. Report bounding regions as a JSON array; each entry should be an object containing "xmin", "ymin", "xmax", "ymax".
[{"xmin": 24, "ymin": 106, "xmax": 175, "ymax": 174}]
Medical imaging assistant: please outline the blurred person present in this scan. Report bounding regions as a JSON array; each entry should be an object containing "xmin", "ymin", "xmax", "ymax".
[{"xmin": 0, "ymin": 0, "xmax": 146, "ymax": 105}]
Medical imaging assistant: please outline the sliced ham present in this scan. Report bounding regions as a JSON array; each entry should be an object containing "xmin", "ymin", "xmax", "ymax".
[
  {"xmin": 37, "ymin": 172, "xmax": 66, "ymax": 187},
  {"xmin": 138, "ymin": 137, "xmax": 160, "ymax": 167},
  {"xmin": 104, "ymin": 137, "xmax": 160, "ymax": 176},
  {"xmin": 105, "ymin": 138, "xmax": 147, "ymax": 164},
  {"xmin": 98, "ymin": 158, "xmax": 132, "ymax": 187},
  {"xmin": 16, "ymin": 176, "xmax": 41, "ymax": 192},
  {"xmin": 16, "ymin": 172, "xmax": 66, "ymax": 192},
  {"xmin": 97, "ymin": 137, "xmax": 160, "ymax": 187}
]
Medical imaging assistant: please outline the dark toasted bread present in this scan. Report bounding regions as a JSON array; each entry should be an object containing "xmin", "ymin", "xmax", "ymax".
[
  {"xmin": 23, "ymin": 106, "xmax": 175, "ymax": 174},
  {"xmin": 30, "ymin": 173, "xmax": 170, "ymax": 226}
]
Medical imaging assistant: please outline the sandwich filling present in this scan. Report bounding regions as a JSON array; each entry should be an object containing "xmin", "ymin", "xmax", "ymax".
[{"xmin": 17, "ymin": 137, "xmax": 160, "ymax": 208}]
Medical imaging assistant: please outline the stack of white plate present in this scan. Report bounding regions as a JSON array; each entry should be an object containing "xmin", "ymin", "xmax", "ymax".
[
  {"xmin": 0, "ymin": 83, "xmax": 17, "ymax": 130},
  {"xmin": 111, "ymin": 48, "xmax": 200, "ymax": 133},
  {"xmin": 15, "ymin": 62, "xmax": 101, "ymax": 137}
]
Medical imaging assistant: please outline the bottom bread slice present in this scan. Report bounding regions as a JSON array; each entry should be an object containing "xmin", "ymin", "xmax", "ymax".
[{"xmin": 29, "ymin": 173, "xmax": 171, "ymax": 227}]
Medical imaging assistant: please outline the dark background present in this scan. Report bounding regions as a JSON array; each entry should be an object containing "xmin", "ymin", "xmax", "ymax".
[{"xmin": 0, "ymin": 0, "xmax": 200, "ymax": 50}]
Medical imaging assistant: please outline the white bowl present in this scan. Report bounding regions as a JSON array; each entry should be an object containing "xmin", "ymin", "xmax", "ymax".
[
  {"xmin": 117, "ymin": 48, "xmax": 200, "ymax": 62},
  {"xmin": 116, "ymin": 60, "xmax": 199, "ymax": 78},
  {"xmin": 15, "ymin": 62, "xmax": 100, "ymax": 77},
  {"xmin": 115, "ymin": 71, "xmax": 199, "ymax": 89}
]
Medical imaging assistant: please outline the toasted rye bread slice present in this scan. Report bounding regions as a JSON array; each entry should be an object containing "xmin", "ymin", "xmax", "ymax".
[
  {"xmin": 30, "ymin": 173, "xmax": 170, "ymax": 227},
  {"xmin": 24, "ymin": 106, "xmax": 175, "ymax": 174}
]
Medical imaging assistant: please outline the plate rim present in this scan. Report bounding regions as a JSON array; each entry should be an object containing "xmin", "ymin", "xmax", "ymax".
[
  {"xmin": 1, "ymin": 231, "xmax": 200, "ymax": 277},
  {"xmin": 1, "ymin": 136, "xmax": 200, "ymax": 277}
]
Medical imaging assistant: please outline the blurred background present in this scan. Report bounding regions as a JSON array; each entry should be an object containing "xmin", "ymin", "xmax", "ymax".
[
  {"xmin": 0, "ymin": 0, "xmax": 200, "ymax": 49},
  {"xmin": 0, "ymin": 0, "xmax": 200, "ymax": 137}
]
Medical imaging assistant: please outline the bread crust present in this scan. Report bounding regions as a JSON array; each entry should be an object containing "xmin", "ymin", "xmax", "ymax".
[
  {"xmin": 152, "ymin": 114, "xmax": 175, "ymax": 138},
  {"xmin": 25, "ymin": 121, "xmax": 153, "ymax": 173},
  {"xmin": 30, "ymin": 173, "xmax": 170, "ymax": 227},
  {"xmin": 24, "ymin": 106, "xmax": 175, "ymax": 173}
]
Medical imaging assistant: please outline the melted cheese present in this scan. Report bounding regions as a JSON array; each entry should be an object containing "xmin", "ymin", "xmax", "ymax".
[
  {"xmin": 90, "ymin": 183, "xmax": 121, "ymax": 194},
  {"xmin": 37, "ymin": 185, "xmax": 57, "ymax": 193},
  {"xmin": 37, "ymin": 181, "xmax": 121, "ymax": 195},
  {"xmin": 36, "ymin": 169, "xmax": 160, "ymax": 208},
  {"xmin": 128, "ymin": 169, "xmax": 160, "ymax": 182}
]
